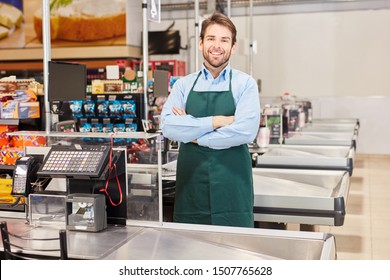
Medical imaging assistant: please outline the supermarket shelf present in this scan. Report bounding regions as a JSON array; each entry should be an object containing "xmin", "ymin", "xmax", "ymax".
[
  {"xmin": 0, "ymin": 119, "xmax": 19, "ymax": 126},
  {"xmin": 0, "ymin": 45, "xmax": 141, "ymax": 62}
]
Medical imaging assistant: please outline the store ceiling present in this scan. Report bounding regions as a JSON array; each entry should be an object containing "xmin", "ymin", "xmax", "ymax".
[
  {"xmin": 161, "ymin": 0, "xmax": 373, "ymax": 11},
  {"xmin": 159, "ymin": 0, "xmax": 387, "ymax": 18}
]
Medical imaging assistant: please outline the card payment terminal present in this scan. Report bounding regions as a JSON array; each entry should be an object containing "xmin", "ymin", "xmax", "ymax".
[{"xmin": 12, "ymin": 156, "xmax": 37, "ymax": 196}]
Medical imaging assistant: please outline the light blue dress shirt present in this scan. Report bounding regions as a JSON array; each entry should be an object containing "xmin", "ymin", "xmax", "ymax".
[{"xmin": 161, "ymin": 63, "xmax": 261, "ymax": 150}]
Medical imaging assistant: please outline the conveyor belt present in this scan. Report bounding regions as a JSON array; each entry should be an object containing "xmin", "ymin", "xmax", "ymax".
[{"xmin": 252, "ymin": 168, "xmax": 350, "ymax": 226}]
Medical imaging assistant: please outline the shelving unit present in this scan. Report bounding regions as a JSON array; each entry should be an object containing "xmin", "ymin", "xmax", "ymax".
[
  {"xmin": 0, "ymin": 45, "xmax": 141, "ymax": 62},
  {"xmin": 0, "ymin": 119, "xmax": 19, "ymax": 126}
]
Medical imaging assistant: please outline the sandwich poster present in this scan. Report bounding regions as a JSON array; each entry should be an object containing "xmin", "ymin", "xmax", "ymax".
[
  {"xmin": 0, "ymin": 0, "xmax": 131, "ymax": 49},
  {"xmin": 0, "ymin": 0, "xmax": 24, "ymax": 48}
]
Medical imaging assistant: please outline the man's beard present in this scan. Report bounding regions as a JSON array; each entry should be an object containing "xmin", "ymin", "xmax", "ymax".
[{"xmin": 203, "ymin": 49, "xmax": 231, "ymax": 69}]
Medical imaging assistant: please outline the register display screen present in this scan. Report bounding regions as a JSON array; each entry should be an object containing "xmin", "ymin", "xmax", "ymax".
[
  {"xmin": 48, "ymin": 61, "xmax": 87, "ymax": 102},
  {"xmin": 15, "ymin": 164, "xmax": 28, "ymax": 175}
]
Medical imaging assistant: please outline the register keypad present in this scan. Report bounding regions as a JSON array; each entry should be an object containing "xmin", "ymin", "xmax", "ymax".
[{"xmin": 38, "ymin": 145, "xmax": 110, "ymax": 178}]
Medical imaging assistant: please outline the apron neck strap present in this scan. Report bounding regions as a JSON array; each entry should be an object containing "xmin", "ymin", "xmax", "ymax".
[
  {"xmin": 190, "ymin": 71, "xmax": 202, "ymax": 92},
  {"xmin": 190, "ymin": 69, "xmax": 233, "ymax": 92}
]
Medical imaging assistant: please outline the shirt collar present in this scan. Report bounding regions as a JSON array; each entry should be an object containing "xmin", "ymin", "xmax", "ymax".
[{"xmin": 201, "ymin": 64, "xmax": 231, "ymax": 81}]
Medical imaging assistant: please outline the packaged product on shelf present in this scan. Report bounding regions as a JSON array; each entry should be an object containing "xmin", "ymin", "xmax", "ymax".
[
  {"xmin": 69, "ymin": 100, "xmax": 84, "ymax": 118},
  {"xmin": 97, "ymin": 100, "xmax": 109, "ymax": 118},
  {"xmin": 1, "ymin": 100, "xmax": 18, "ymax": 118},
  {"xmin": 122, "ymin": 100, "xmax": 137, "ymax": 118},
  {"xmin": 91, "ymin": 122, "xmax": 103, "ymax": 133},
  {"xmin": 0, "ymin": 132, "xmax": 9, "ymax": 148},
  {"xmin": 113, "ymin": 123, "xmax": 126, "ymax": 133},
  {"xmin": 15, "ymin": 79, "xmax": 36, "ymax": 91},
  {"xmin": 102, "ymin": 122, "xmax": 113, "ymax": 133},
  {"xmin": 112, "ymin": 123, "xmax": 126, "ymax": 144},
  {"xmin": 0, "ymin": 147, "xmax": 24, "ymax": 165},
  {"xmin": 18, "ymin": 101, "xmax": 40, "ymax": 119},
  {"xmin": 92, "ymin": 80, "xmax": 104, "ymax": 94},
  {"xmin": 84, "ymin": 100, "xmax": 96, "ymax": 118},
  {"xmin": 12, "ymin": 89, "xmax": 37, "ymax": 102},
  {"xmin": 125, "ymin": 123, "xmax": 137, "ymax": 132},
  {"xmin": 0, "ymin": 82, "xmax": 16, "ymax": 94},
  {"xmin": 109, "ymin": 100, "xmax": 124, "ymax": 118},
  {"xmin": 10, "ymin": 135, "xmax": 46, "ymax": 148},
  {"xmin": 122, "ymin": 68, "xmax": 137, "ymax": 92},
  {"xmin": 104, "ymin": 80, "xmax": 123, "ymax": 93},
  {"xmin": 91, "ymin": 121, "xmax": 104, "ymax": 143},
  {"xmin": 0, "ymin": 124, "xmax": 17, "ymax": 133},
  {"xmin": 79, "ymin": 122, "xmax": 92, "ymax": 133}
]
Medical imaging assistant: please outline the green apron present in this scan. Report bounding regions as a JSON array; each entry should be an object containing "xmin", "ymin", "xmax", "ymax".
[{"xmin": 174, "ymin": 70, "xmax": 254, "ymax": 227}]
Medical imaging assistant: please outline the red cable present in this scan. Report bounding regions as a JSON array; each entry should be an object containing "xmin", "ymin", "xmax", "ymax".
[{"xmin": 99, "ymin": 135, "xmax": 122, "ymax": 206}]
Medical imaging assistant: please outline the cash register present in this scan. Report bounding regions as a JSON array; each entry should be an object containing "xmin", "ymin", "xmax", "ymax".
[{"xmin": 12, "ymin": 144, "xmax": 128, "ymax": 230}]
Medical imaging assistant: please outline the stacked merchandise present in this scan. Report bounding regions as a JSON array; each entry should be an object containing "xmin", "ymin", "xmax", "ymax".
[
  {"xmin": 68, "ymin": 95, "xmax": 159, "ymax": 164},
  {"xmin": 69, "ymin": 97, "xmax": 138, "ymax": 135},
  {"xmin": 0, "ymin": 79, "xmax": 41, "ymax": 120},
  {"xmin": 0, "ymin": 133, "xmax": 46, "ymax": 166},
  {"xmin": 0, "ymin": 79, "xmax": 43, "ymax": 166}
]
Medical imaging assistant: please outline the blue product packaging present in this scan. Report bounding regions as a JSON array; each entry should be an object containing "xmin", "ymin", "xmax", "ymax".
[
  {"xmin": 122, "ymin": 100, "xmax": 137, "ymax": 118},
  {"xmin": 69, "ymin": 100, "xmax": 84, "ymax": 118},
  {"xmin": 109, "ymin": 100, "xmax": 124, "ymax": 119},
  {"xmin": 84, "ymin": 100, "xmax": 96, "ymax": 118},
  {"xmin": 113, "ymin": 123, "xmax": 126, "ymax": 144},
  {"xmin": 97, "ymin": 100, "xmax": 109, "ymax": 118},
  {"xmin": 103, "ymin": 123, "xmax": 114, "ymax": 133}
]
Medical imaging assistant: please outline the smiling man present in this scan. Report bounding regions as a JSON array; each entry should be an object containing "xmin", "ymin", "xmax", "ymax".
[{"xmin": 161, "ymin": 12, "xmax": 261, "ymax": 227}]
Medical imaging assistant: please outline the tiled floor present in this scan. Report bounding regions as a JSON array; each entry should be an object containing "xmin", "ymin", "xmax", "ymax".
[{"xmin": 317, "ymin": 154, "xmax": 390, "ymax": 260}]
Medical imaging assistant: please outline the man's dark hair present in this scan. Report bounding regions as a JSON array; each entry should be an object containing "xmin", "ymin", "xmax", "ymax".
[{"xmin": 200, "ymin": 12, "xmax": 237, "ymax": 46}]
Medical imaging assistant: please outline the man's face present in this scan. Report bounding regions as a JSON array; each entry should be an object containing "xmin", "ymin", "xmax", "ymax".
[{"xmin": 199, "ymin": 23, "xmax": 236, "ymax": 71}]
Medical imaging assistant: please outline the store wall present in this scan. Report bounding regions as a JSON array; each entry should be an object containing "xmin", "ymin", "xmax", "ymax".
[
  {"xmin": 241, "ymin": 9, "xmax": 390, "ymax": 98},
  {"xmin": 155, "ymin": 8, "xmax": 390, "ymax": 97},
  {"xmin": 310, "ymin": 96, "xmax": 390, "ymax": 155},
  {"xmin": 150, "ymin": 7, "xmax": 390, "ymax": 155}
]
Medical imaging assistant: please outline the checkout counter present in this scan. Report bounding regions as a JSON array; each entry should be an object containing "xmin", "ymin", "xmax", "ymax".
[
  {"xmin": 252, "ymin": 168, "xmax": 350, "ymax": 227},
  {"xmin": 300, "ymin": 122, "xmax": 358, "ymax": 136},
  {"xmin": 161, "ymin": 159, "xmax": 350, "ymax": 228},
  {"xmin": 284, "ymin": 131, "xmax": 357, "ymax": 149},
  {"xmin": 311, "ymin": 118, "xmax": 360, "ymax": 127},
  {"xmin": 0, "ymin": 217, "xmax": 336, "ymax": 260},
  {"xmin": 251, "ymin": 144, "xmax": 355, "ymax": 175},
  {"xmin": 0, "ymin": 131, "xmax": 337, "ymax": 260}
]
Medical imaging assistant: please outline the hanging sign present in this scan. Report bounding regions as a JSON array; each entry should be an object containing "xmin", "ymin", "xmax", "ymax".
[{"xmin": 148, "ymin": 0, "xmax": 161, "ymax": 23}]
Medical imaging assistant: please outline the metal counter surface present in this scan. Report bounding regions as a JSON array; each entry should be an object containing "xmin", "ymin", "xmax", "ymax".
[
  {"xmin": 252, "ymin": 168, "xmax": 350, "ymax": 226},
  {"xmin": 254, "ymin": 145, "xmax": 354, "ymax": 175},
  {"xmin": 102, "ymin": 227, "xmax": 280, "ymax": 260},
  {"xmin": 0, "ymin": 218, "xmax": 336, "ymax": 260},
  {"xmin": 311, "ymin": 118, "xmax": 359, "ymax": 124},
  {"xmin": 300, "ymin": 123, "xmax": 358, "ymax": 135},
  {"xmin": 162, "ymin": 165, "xmax": 349, "ymax": 226},
  {"xmin": 284, "ymin": 131, "xmax": 357, "ymax": 147},
  {"xmin": 103, "ymin": 225, "xmax": 336, "ymax": 260},
  {"xmin": 0, "ymin": 218, "xmax": 142, "ymax": 259}
]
